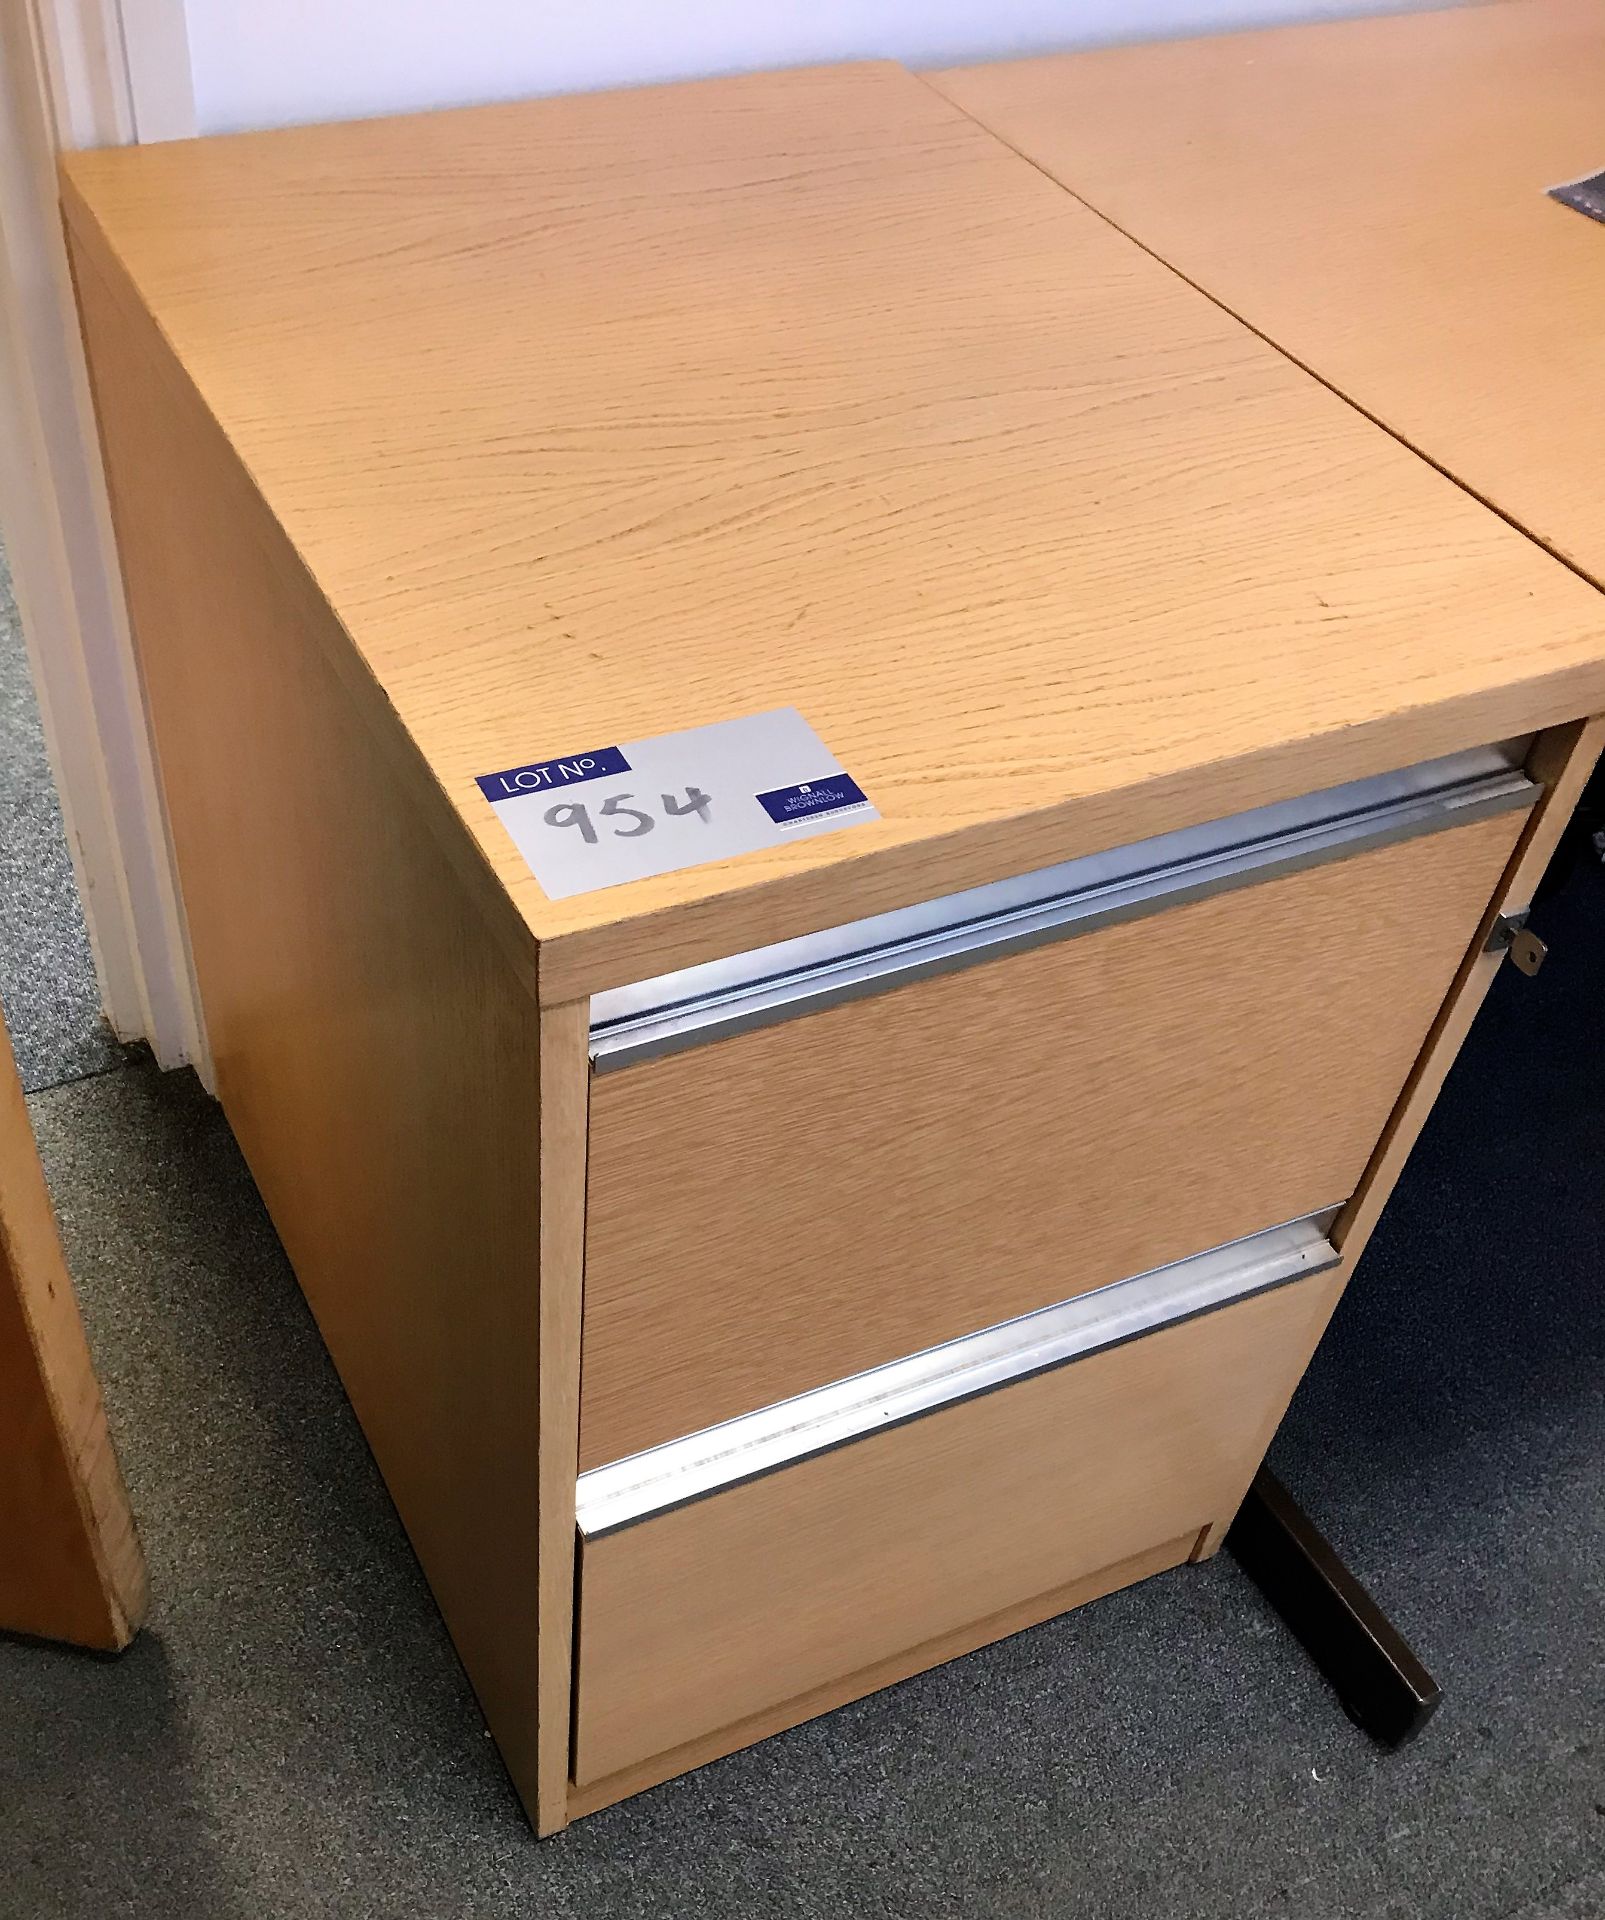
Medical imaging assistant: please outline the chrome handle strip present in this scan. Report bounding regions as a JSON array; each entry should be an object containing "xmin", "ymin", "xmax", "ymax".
[
  {"xmin": 589, "ymin": 748, "xmax": 1536, "ymax": 1072},
  {"xmin": 576, "ymin": 1209, "xmax": 1342, "ymax": 1539}
]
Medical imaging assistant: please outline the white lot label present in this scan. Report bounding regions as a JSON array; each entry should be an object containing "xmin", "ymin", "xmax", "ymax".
[{"xmin": 474, "ymin": 707, "xmax": 878, "ymax": 900}]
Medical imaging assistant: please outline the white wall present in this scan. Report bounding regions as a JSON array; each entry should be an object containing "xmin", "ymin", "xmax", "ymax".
[{"xmin": 185, "ymin": 0, "xmax": 1411, "ymax": 136}]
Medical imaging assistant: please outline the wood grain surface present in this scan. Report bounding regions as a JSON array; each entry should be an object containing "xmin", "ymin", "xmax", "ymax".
[
  {"xmin": 71, "ymin": 239, "xmax": 559, "ymax": 1821},
  {"xmin": 573, "ymin": 1269, "xmax": 1338, "ymax": 1783},
  {"xmin": 568, "ymin": 1530, "xmax": 1196, "ymax": 1819},
  {"xmin": 580, "ymin": 811, "xmax": 1522, "ymax": 1467},
  {"xmin": 931, "ymin": 0, "xmax": 1605, "ymax": 587},
  {"xmin": 60, "ymin": 58, "xmax": 1605, "ymax": 1000},
  {"xmin": 0, "ymin": 1007, "xmax": 145, "ymax": 1649}
]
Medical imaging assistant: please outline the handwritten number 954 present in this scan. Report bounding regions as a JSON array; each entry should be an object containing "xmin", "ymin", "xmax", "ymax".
[{"xmin": 544, "ymin": 788, "xmax": 712, "ymax": 845}]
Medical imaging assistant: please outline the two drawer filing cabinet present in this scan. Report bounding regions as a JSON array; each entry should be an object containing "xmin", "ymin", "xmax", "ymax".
[{"xmin": 62, "ymin": 60, "xmax": 1605, "ymax": 1830}]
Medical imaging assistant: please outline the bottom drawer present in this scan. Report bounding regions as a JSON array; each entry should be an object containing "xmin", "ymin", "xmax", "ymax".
[{"xmin": 572, "ymin": 1238, "xmax": 1340, "ymax": 1789}]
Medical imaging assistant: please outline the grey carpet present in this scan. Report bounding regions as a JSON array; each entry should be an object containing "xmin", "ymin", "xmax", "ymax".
[
  {"xmin": 0, "ymin": 545, "xmax": 125, "ymax": 1091},
  {"xmin": 3, "ymin": 873, "xmax": 1603, "ymax": 1916}
]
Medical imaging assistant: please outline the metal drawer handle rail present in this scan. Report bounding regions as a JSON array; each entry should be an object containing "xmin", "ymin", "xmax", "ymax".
[
  {"xmin": 589, "ymin": 748, "xmax": 1535, "ymax": 1070},
  {"xmin": 576, "ymin": 1209, "xmax": 1342, "ymax": 1537}
]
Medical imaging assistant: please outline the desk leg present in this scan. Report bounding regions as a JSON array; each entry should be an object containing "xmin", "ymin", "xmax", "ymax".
[{"xmin": 1226, "ymin": 1469, "xmax": 1440, "ymax": 1747}]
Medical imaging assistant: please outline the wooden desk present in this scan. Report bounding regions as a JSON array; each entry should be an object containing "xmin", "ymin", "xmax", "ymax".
[
  {"xmin": 932, "ymin": 0, "xmax": 1605, "ymax": 587},
  {"xmin": 60, "ymin": 59, "xmax": 1605, "ymax": 1830}
]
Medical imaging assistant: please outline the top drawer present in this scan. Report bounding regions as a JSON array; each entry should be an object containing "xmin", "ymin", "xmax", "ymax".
[{"xmin": 580, "ymin": 753, "xmax": 1530, "ymax": 1470}]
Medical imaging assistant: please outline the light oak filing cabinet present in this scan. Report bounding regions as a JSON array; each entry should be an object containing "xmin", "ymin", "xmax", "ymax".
[{"xmin": 61, "ymin": 60, "xmax": 1605, "ymax": 1831}]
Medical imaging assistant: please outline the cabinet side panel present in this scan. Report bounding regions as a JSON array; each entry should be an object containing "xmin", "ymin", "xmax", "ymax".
[{"xmin": 70, "ymin": 241, "xmax": 554, "ymax": 1814}]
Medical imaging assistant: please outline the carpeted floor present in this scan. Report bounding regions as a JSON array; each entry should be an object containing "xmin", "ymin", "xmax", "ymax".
[
  {"xmin": 1, "ymin": 578, "xmax": 1601, "ymax": 1916},
  {"xmin": 0, "ymin": 547, "xmax": 124, "ymax": 1092}
]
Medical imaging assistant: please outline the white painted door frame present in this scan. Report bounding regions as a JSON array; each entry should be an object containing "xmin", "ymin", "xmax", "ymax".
[{"xmin": 0, "ymin": 0, "xmax": 204, "ymax": 1072}]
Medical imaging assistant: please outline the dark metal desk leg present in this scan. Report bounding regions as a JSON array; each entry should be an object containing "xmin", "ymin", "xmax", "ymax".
[{"xmin": 1226, "ymin": 1468, "xmax": 1441, "ymax": 1747}]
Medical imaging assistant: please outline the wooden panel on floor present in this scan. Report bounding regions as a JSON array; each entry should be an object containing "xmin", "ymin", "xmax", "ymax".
[{"xmin": 0, "ymin": 1009, "xmax": 144, "ymax": 1649}]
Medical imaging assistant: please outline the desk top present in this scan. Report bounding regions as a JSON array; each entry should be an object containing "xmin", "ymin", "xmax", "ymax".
[
  {"xmin": 63, "ymin": 58, "xmax": 1605, "ymax": 998},
  {"xmin": 934, "ymin": 0, "xmax": 1605, "ymax": 588}
]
